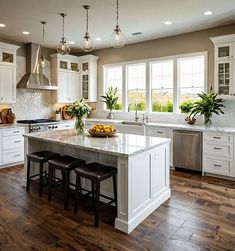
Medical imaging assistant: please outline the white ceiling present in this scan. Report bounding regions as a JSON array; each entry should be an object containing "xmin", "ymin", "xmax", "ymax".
[{"xmin": 0, "ymin": 0, "xmax": 235, "ymax": 52}]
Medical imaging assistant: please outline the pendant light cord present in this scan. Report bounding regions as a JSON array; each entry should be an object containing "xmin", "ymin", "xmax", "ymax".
[
  {"xmin": 86, "ymin": 8, "xmax": 89, "ymax": 33},
  {"xmin": 116, "ymin": 0, "xmax": 119, "ymax": 26},
  {"xmin": 62, "ymin": 14, "xmax": 65, "ymax": 38}
]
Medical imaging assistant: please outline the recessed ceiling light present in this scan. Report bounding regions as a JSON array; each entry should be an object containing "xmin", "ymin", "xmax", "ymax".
[
  {"xmin": 68, "ymin": 41, "xmax": 75, "ymax": 44},
  {"xmin": 95, "ymin": 38, "xmax": 101, "ymax": 41},
  {"xmin": 164, "ymin": 21, "xmax": 172, "ymax": 25},
  {"xmin": 0, "ymin": 23, "xmax": 6, "ymax": 27},
  {"xmin": 204, "ymin": 11, "xmax": 213, "ymax": 16},
  {"xmin": 22, "ymin": 31, "xmax": 30, "ymax": 35}
]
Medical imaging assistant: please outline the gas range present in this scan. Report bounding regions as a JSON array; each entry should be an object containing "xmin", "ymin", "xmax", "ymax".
[{"xmin": 17, "ymin": 119, "xmax": 60, "ymax": 133}]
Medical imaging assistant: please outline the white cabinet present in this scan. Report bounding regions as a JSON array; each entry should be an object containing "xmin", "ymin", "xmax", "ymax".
[
  {"xmin": 203, "ymin": 132, "xmax": 234, "ymax": 177},
  {"xmin": 0, "ymin": 127, "xmax": 25, "ymax": 168},
  {"xmin": 50, "ymin": 53, "xmax": 98, "ymax": 104},
  {"xmin": 59, "ymin": 121, "xmax": 75, "ymax": 130},
  {"xmin": 0, "ymin": 42, "xmax": 19, "ymax": 103},
  {"xmin": 79, "ymin": 55, "xmax": 98, "ymax": 102},
  {"xmin": 116, "ymin": 124, "xmax": 145, "ymax": 135},
  {"xmin": 51, "ymin": 54, "xmax": 80, "ymax": 103},
  {"xmin": 210, "ymin": 34, "xmax": 235, "ymax": 99},
  {"xmin": 147, "ymin": 126, "xmax": 173, "ymax": 166}
]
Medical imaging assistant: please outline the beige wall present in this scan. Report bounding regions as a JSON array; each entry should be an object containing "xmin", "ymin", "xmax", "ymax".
[{"xmin": 92, "ymin": 23, "xmax": 235, "ymax": 103}]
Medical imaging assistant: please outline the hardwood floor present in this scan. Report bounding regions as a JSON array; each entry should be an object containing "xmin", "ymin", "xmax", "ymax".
[{"xmin": 0, "ymin": 166, "xmax": 235, "ymax": 251}]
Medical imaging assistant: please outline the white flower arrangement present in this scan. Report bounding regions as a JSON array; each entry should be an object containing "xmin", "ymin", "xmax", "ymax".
[{"xmin": 66, "ymin": 98, "xmax": 91, "ymax": 118}]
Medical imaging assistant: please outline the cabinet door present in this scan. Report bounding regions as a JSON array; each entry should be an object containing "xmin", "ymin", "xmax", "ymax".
[
  {"xmin": 0, "ymin": 49, "xmax": 16, "ymax": 65},
  {"xmin": 0, "ymin": 65, "xmax": 16, "ymax": 103},
  {"xmin": 215, "ymin": 61, "xmax": 233, "ymax": 98},
  {"xmin": 67, "ymin": 73, "xmax": 80, "ymax": 102},
  {"xmin": 57, "ymin": 71, "xmax": 68, "ymax": 103},
  {"xmin": 81, "ymin": 74, "xmax": 89, "ymax": 100},
  {"xmin": 215, "ymin": 43, "xmax": 233, "ymax": 61}
]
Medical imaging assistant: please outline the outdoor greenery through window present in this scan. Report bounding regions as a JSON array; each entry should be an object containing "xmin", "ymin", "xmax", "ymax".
[
  {"xmin": 178, "ymin": 56, "xmax": 205, "ymax": 104},
  {"xmin": 127, "ymin": 63, "xmax": 146, "ymax": 111},
  {"xmin": 103, "ymin": 52, "xmax": 206, "ymax": 114},
  {"xmin": 151, "ymin": 60, "xmax": 173, "ymax": 112},
  {"xmin": 105, "ymin": 66, "xmax": 122, "ymax": 110}
]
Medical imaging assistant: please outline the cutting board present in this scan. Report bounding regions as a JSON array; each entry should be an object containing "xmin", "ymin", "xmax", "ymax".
[
  {"xmin": 0, "ymin": 108, "xmax": 11, "ymax": 124},
  {"xmin": 61, "ymin": 106, "xmax": 74, "ymax": 120}
]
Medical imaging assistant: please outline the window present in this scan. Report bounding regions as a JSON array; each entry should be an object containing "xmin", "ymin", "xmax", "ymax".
[
  {"xmin": 178, "ymin": 56, "xmax": 205, "ymax": 104},
  {"xmin": 151, "ymin": 60, "xmax": 173, "ymax": 113},
  {"xmin": 105, "ymin": 66, "xmax": 123, "ymax": 110},
  {"xmin": 127, "ymin": 63, "xmax": 146, "ymax": 111}
]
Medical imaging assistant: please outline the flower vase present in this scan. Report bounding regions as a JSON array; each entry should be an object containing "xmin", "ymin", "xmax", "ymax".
[{"xmin": 75, "ymin": 116, "xmax": 85, "ymax": 134}]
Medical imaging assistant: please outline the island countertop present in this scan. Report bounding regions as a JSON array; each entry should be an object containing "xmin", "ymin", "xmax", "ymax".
[{"xmin": 24, "ymin": 129, "xmax": 170, "ymax": 157}]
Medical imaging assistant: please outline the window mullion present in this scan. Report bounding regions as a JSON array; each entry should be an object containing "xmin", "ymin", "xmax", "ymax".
[
  {"xmin": 173, "ymin": 59, "xmax": 178, "ymax": 114},
  {"xmin": 146, "ymin": 62, "xmax": 150, "ymax": 113},
  {"xmin": 122, "ymin": 65, "xmax": 127, "ymax": 112}
]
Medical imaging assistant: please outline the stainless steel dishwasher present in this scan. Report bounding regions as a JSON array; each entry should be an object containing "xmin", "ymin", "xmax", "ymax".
[{"xmin": 173, "ymin": 130, "xmax": 202, "ymax": 171}]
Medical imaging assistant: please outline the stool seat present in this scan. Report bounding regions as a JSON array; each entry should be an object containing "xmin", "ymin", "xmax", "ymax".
[
  {"xmin": 75, "ymin": 162, "xmax": 116, "ymax": 181},
  {"xmin": 49, "ymin": 155, "xmax": 85, "ymax": 170},
  {"xmin": 27, "ymin": 150, "xmax": 60, "ymax": 162}
]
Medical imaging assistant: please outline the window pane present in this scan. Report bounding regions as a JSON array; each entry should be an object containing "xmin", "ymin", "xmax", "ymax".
[
  {"xmin": 178, "ymin": 56, "xmax": 205, "ymax": 106},
  {"xmin": 105, "ymin": 66, "xmax": 123, "ymax": 110},
  {"xmin": 151, "ymin": 60, "xmax": 173, "ymax": 113},
  {"xmin": 127, "ymin": 63, "xmax": 146, "ymax": 111}
]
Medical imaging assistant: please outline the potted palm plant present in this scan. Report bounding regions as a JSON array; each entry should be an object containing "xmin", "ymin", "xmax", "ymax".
[
  {"xmin": 179, "ymin": 100, "xmax": 195, "ymax": 124},
  {"xmin": 189, "ymin": 91, "xmax": 225, "ymax": 126},
  {"xmin": 101, "ymin": 87, "xmax": 119, "ymax": 119}
]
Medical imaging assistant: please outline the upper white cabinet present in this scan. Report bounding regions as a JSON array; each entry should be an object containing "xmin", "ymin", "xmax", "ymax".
[
  {"xmin": 50, "ymin": 54, "xmax": 98, "ymax": 104},
  {"xmin": 210, "ymin": 34, "xmax": 235, "ymax": 99},
  {"xmin": 0, "ymin": 42, "xmax": 19, "ymax": 103},
  {"xmin": 79, "ymin": 55, "xmax": 98, "ymax": 102}
]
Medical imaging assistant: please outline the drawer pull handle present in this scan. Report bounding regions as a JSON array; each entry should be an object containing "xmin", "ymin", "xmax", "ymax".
[
  {"xmin": 14, "ymin": 154, "xmax": 21, "ymax": 157},
  {"xmin": 213, "ymin": 164, "xmax": 221, "ymax": 167},
  {"xmin": 213, "ymin": 136, "xmax": 221, "ymax": 139},
  {"xmin": 157, "ymin": 131, "xmax": 163, "ymax": 134},
  {"xmin": 14, "ymin": 140, "xmax": 21, "ymax": 143},
  {"xmin": 13, "ymin": 131, "xmax": 20, "ymax": 133},
  {"xmin": 214, "ymin": 147, "xmax": 222, "ymax": 150}
]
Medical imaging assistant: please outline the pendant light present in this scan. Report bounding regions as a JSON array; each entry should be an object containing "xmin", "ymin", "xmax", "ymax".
[
  {"xmin": 110, "ymin": 0, "xmax": 125, "ymax": 48},
  {"xmin": 57, "ymin": 13, "xmax": 70, "ymax": 55},
  {"xmin": 40, "ymin": 21, "xmax": 47, "ymax": 68},
  {"xmin": 81, "ymin": 5, "xmax": 94, "ymax": 52}
]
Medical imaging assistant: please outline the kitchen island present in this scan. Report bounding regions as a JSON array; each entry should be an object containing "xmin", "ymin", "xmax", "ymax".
[{"xmin": 23, "ymin": 130, "xmax": 171, "ymax": 234}]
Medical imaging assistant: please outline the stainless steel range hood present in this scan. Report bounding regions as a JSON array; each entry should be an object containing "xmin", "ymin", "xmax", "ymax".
[{"xmin": 17, "ymin": 43, "xmax": 58, "ymax": 90}]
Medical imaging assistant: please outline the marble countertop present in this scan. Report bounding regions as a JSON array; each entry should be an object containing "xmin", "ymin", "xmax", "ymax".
[
  {"xmin": 0, "ymin": 124, "xmax": 24, "ymax": 129},
  {"xmin": 24, "ymin": 129, "xmax": 170, "ymax": 157}
]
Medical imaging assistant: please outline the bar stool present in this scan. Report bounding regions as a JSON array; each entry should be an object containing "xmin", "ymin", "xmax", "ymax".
[
  {"xmin": 26, "ymin": 150, "xmax": 60, "ymax": 197},
  {"xmin": 48, "ymin": 155, "xmax": 86, "ymax": 210},
  {"xmin": 74, "ymin": 162, "xmax": 117, "ymax": 227}
]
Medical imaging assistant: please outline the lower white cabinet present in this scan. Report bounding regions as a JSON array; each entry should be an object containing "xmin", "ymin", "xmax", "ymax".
[
  {"xmin": 0, "ymin": 127, "xmax": 25, "ymax": 167},
  {"xmin": 59, "ymin": 121, "xmax": 75, "ymax": 130},
  {"xmin": 147, "ymin": 126, "xmax": 173, "ymax": 166},
  {"xmin": 116, "ymin": 124, "xmax": 145, "ymax": 135},
  {"xmin": 203, "ymin": 132, "xmax": 234, "ymax": 177}
]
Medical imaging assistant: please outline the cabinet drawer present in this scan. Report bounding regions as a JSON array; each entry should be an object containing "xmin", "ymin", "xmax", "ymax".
[
  {"xmin": 204, "ymin": 143, "xmax": 231, "ymax": 157},
  {"xmin": 204, "ymin": 157, "xmax": 232, "ymax": 176},
  {"xmin": 147, "ymin": 127, "xmax": 172, "ymax": 138},
  {"xmin": 2, "ymin": 149, "xmax": 24, "ymax": 165},
  {"xmin": 204, "ymin": 132, "xmax": 232, "ymax": 143},
  {"xmin": 2, "ymin": 136, "xmax": 24, "ymax": 150},
  {"xmin": 2, "ymin": 127, "xmax": 24, "ymax": 137}
]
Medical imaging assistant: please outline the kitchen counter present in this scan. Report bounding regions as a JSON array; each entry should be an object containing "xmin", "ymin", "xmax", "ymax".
[
  {"xmin": 23, "ymin": 129, "xmax": 171, "ymax": 234},
  {"xmin": 0, "ymin": 124, "xmax": 24, "ymax": 129}
]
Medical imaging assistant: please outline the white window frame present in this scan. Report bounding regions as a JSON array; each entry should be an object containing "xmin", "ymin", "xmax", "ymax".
[{"xmin": 102, "ymin": 51, "xmax": 208, "ymax": 115}]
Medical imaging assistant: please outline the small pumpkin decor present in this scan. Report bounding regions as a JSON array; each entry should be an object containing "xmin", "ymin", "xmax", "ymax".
[{"xmin": 179, "ymin": 100, "xmax": 195, "ymax": 125}]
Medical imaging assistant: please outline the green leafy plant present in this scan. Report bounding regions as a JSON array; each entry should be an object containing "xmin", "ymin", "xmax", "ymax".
[
  {"xmin": 179, "ymin": 100, "xmax": 194, "ymax": 113},
  {"xmin": 101, "ymin": 87, "xmax": 119, "ymax": 112},
  {"xmin": 189, "ymin": 91, "xmax": 225, "ymax": 126},
  {"xmin": 152, "ymin": 101, "xmax": 173, "ymax": 112}
]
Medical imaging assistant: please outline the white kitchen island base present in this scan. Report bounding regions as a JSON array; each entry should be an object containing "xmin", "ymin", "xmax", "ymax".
[{"xmin": 23, "ymin": 130, "xmax": 171, "ymax": 234}]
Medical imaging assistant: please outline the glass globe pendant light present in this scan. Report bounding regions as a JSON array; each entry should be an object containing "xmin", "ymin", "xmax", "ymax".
[
  {"xmin": 57, "ymin": 13, "xmax": 70, "ymax": 55},
  {"xmin": 39, "ymin": 21, "xmax": 47, "ymax": 68},
  {"xmin": 81, "ymin": 5, "xmax": 94, "ymax": 52},
  {"xmin": 110, "ymin": 0, "xmax": 125, "ymax": 48}
]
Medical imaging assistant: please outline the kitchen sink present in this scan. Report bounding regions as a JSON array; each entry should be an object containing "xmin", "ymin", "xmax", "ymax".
[{"xmin": 120, "ymin": 121, "xmax": 146, "ymax": 126}]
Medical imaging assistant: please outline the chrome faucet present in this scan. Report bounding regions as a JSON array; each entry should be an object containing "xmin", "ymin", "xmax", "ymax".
[{"xmin": 128, "ymin": 103, "xmax": 139, "ymax": 122}]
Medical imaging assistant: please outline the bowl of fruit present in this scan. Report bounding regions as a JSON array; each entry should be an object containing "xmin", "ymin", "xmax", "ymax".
[{"xmin": 88, "ymin": 124, "xmax": 117, "ymax": 137}]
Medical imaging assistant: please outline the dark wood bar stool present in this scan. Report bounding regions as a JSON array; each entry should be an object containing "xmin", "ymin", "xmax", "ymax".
[
  {"xmin": 74, "ymin": 162, "xmax": 117, "ymax": 227},
  {"xmin": 48, "ymin": 155, "xmax": 86, "ymax": 210},
  {"xmin": 26, "ymin": 150, "xmax": 60, "ymax": 197}
]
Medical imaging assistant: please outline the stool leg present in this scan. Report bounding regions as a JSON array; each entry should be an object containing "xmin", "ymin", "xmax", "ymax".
[
  {"xmin": 39, "ymin": 162, "xmax": 43, "ymax": 197},
  {"xmin": 92, "ymin": 181, "xmax": 95, "ymax": 207},
  {"xmin": 26, "ymin": 159, "xmax": 30, "ymax": 191},
  {"xmin": 95, "ymin": 181, "xmax": 100, "ymax": 227},
  {"xmin": 48, "ymin": 165, "xmax": 53, "ymax": 201},
  {"xmin": 64, "ymin": 170, "xmax": 70, "ymax": 210},
  {"xmin": 74, "ymin": 173, "xmax": 80, "ymax": 214},
  {"xmin": 113, "ymin": 174, "xmax": 117, "ymax": 208}
]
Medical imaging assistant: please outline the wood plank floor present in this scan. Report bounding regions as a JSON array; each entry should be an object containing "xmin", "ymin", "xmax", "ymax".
[{"xmin": 0, "ymin": 166, "xmax": 235, "ymax": 251}]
